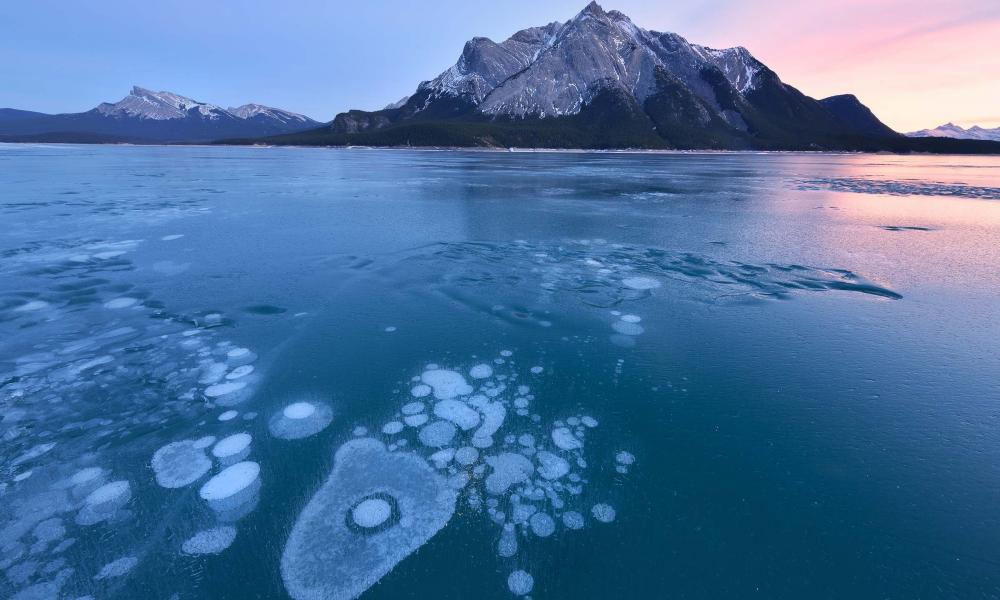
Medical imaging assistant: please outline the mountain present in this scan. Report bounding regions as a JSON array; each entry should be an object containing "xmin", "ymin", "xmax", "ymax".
[
  {"xmin": 246, "ymin": 2, "xmax": 937, "ymax": 151},
  {"xmin": 906, "ymin": 122, "xmax": 1000, "ymax": 142},
  {"xmin": 0, "ymin": 87, "xmax": 319, "ymax": 143}
]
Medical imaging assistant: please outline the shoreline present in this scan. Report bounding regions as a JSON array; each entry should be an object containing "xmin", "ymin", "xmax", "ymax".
[{"xmin": 3, "ymin": 141, "xmax": 996, "ymax": 158}]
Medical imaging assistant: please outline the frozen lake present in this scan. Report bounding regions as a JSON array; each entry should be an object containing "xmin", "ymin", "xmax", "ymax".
[{"xmin": 1, "ymin": 145, "xmax": 999, "ymax": 599}]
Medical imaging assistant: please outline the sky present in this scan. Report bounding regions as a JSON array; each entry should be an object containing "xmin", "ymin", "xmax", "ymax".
[{"xmin": 1, "ymin": 0, "xmax": 997, "ymax": 131}]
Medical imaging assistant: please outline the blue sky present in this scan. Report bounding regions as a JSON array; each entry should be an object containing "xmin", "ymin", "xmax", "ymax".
[{"xmin": 2, "ymin": 0, "xmax": 997, "ymax": 130}]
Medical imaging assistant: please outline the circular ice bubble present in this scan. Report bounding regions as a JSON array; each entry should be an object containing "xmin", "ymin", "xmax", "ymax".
[
  {"xmin": 485, "ymin": 453, "xmax": 534, "ymax": 495},
  {"xmin": 226, "ymin": 365, "xmax": 255, "ymax": 380},
  {"xmin": 205, "ymin": 381, "xmax": 247, "ymax": 399},
  {"xmin": 611, "ymin": 321, "xmax": 645, "ymax": 336},
  {"xmin": 193, "ymin": 436, "xmax": 216, "ymax": 449},
  {"xmin": 212, "ymin": 433, "xmax": 252, "ymax": 465},
  {"xmin": 562, "ymin": 510, "xmax": 585, "ymax": 530},
  {"xmin": 182, "ymin": 526, "xmax": 237, "ymax": 555},
  {"xmin": 199, "ymin": 461, "xmax": 261, "ymax": 513},
  {"xmin": 270, "ymin": 401, "xmax": 334, "ymax": 440},
  {"xmin": 281, "ymin": 439, "xmax": 456, "ymax": 600},
  {"xmin": 70, "ymin": 467, "xmax": 103, "ymax": 487},
  {"xmin": 535, "ymin": 451, "xmax": 570, "ymax": 480},
  {"xmin": 454, "ymin": 446, "xmax": 479, "ymax": 466},
  {"xmin": 622, "ymin": 276, "xmax": 661, "ymax": 290},
  {"xmin": 401, "ymin": 401, "xmax": 425, "ymax": 415},
  {"xmin": 591, "ymin": 503, "xmax": 616, "ymax": 523},
  {"xmin": 152, "ymin": 440, "xmax": 212, "ymax": 488},
  {"xmin": 507, "ymin": 570, "xmax": 534, "ymax": 596},
  {"xmin": 104, "ymin": 297, "xmax": 138, "ymax": 309},
  {"xmin": 410, "ymin": 384, "xmax": 431, "ymax": 398},
  {"xmin": 284, "ymin": 402, "xmax": 316, "ymax": 419},
  {"xmin": 530, "ymin": 366, "xmax": 544, "ymax": 374},
  {"xmin": 420, "ymin": 369, "xmax": 473, "ymax": 400},
  {"xmin": 469, "ymin": 364, "xmax": 493, "ymax": 379},
  {"xmin": 529, "ymin": 512, "xmax": 556, "ymax": 537},
  {"xmin": 552, "ymin": 427, "xmax": 583, "ymax": 451},
  {"xmin": 94, "ymin": 555, "xmax": 137, "ymax": 580},
  {"xmin": 351, "ymin": 498, "xmax": 393, "ymax": 529},
  {"xmin": 218, "ymin": 410, "xmax": 238, "ymax": 421},
  {"xmin": 403, "ymin": 414, "xmax": 429, "ymax": 427},
  {"xmin": 382, "ymin": 421, "xmax": 404, "ymax": 435},
  {"xmin": 620, "ymin": 314, "xmax": 642, "ymax": 323},
  {"xmin": 615, "ymin": 451, "xmax": 636, "ymax": 466},
  {"xmin": 581, "ymin": 416, "xmax": 599, "ymax": 428},
  {"xmin": 14, "ymin": 300, "xmax": 49, "ymax": 312},
  {"xmin": 433, "ymin": 400, "xmax": 480, "ymax": 431},
  {"xmin": 227, "ymin": 347, "xmax": 257, "ymax": 367},
  {"xmin": 418, "ymin": 421, "xmax": 457, "ymax": 448}
]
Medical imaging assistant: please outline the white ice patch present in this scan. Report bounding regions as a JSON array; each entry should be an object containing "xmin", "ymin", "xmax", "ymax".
[
  {"xmin": 270, "ymin": 401, "xmax": 334, "ymax": 440},
  {"xmin": 418, "ymin": 421, "xmax": 457, "ymax": 447},
  {"xmin": 535, "ymin": 451, "xmax": 570, "ymax": 480},
  {"xmin": 104, "ymin": 297, "xmax": 139, "ymax": 309},
  {"xmin": 382, "ymin": 421, "xmax": 404, "ymax": 435},
  {"xmin": 218, "ymin": 410, "xmax": 239, "ymax": 421},
  {"xmin": 507, "ymin": 570, "xmax": 534, "ymax": 596},
  {"xmin": 551, "ymin": 427, "xmax": 583, "ymax": 451},
  {"xmin": 204, "ymin": 381, "xmax": 247, "ymax": 399},
  {"xmin": 433, "ymin": 400, "xmax": 481, "ymax": 430},
  {"xmin": 591, "ymin": 503, "xmax": 616, "ymax": 523},
  {"xmin": 14, "ymin": 300, "xmax": 49, "ymax": 312},
  {"xmin": 94, "ymin": 556, "xmax": 137, "ymax": 580},
  {"xmin": 212, "ymin": 433, "xmax": 252, "ymax": 465},
  {"xmin": 152, "ymin": 440, "xmax": 212, "ymax": 488},
  {"xmin": 484, "ymin": 453, "xmax": 534, "ymax": 495},
  {"xmin": 199, "ymin": 461, "xmax": 260, "ymax": 513},
  {"xmin": 562, "ymin": 511, "xmax": 585, "ymax": 529},
  {"xmin": 612, "ymin": 321, "xmax": 645, "ymax": 336},
  {"xmin": 182, "ymin": 526, "xmax": 237, "ymax": 555},
  {"xmin": 351, "ymin": 498, "xmax": 393, "ymax": 529},
  {"xmin": 420, "ymin": 369, "xmax": 473, "ymax": 400},
  {"xmin": 403, "ymin": 414, "xmax": 429, "ymax": 427},
  {"xmin": 529, "ymin": 512, "xmax": 556, "ymax": 537},
  {"xmin": 409, "ymin": 384, "xmax": 431, "ymax": 398},
  {"xmin": 469, "ymin": 364, "xmax": 493, "ymax": 379},
  {"xmin": 622, "ymin": 276, "xmax": 661, "ymax": 290}
]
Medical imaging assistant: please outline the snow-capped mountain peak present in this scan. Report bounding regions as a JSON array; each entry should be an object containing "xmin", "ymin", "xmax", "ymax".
[
  {"xmin": 227, "ymin": 103, "xmax": 311, "ymax": 124},
  {"xmin": 96, "ymin": 87, "xmax": 230, "ymax": 120},
  {"xmin": 906, "ymin": 122, "xmax": 1000, "ymax": 142}
]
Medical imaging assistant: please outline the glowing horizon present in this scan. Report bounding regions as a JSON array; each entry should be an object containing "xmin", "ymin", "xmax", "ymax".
[{"xmin": 0, "ymin": 0, "xmax": 996, "ymax": 132}]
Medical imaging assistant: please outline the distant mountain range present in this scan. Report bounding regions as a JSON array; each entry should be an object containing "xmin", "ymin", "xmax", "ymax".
[
  {"xmin": 906, "ymin": 122, "xmax": 1000, "ymax": 142},
  {"xmin": 243, "ymin": 2, "xmax": 997, "ymax": 153},
  {"xmin": 3, "ymin": 3, "xmax": 999, "ymax": 153},
  {"xmin": 0, "ymin": 87, "xmax": 319, "ymax": 143}
]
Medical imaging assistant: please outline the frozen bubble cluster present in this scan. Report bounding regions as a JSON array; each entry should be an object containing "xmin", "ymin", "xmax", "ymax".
[
  {"xmin": 281, "ymin": 353, "xmax": 631, "ymax": 599},
  {"xmin": 0, "ymin": 233, "xmax": 269, "ymax": 597}
]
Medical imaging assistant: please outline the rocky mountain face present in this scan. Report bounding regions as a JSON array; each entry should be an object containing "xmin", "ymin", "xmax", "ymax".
[
  {"xmin": 0, "ymin": 87, "xmax": 318, "ymax": 143},
  {"xmin": 315, "ymin": 2, "xmax": 899, "ymax": 150},
  {"xmin": 907, "ymin": 122, "xmax": 1000, "ymax": 142}
]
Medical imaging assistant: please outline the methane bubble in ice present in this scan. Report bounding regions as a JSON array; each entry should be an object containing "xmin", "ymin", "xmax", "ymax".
[
  {"xmin": 269, "ymin": 401, "xmax": 333, "ymax": 439},
  {"xmin": 529, "ymin": 512, "xmax": 556, "ymax": 537},
  {"xmin": 382, "ymin": 421, "xmax": 404, "ymax": 435},
  {"xmin": 497, "ymin": 524, "xmax": 518, "ymax": 557},
  {"xmin": 469, "ymin": 364, "xmax": 494, "ymax": 379},
  {"xmin": 212, "ymin": 433, "xmax": 252, "ymax": 465},
  {"xmin": 94, "ymin": 556, "xmax": 138, "ymax": 580},
  {"xmin": 591, "ymin": 503, "xmax": 617, "ymax": 523},
  {"xmin": 611, "ymin": 321, "xmax": 645, "ymax": 336},
  {"xmin": 219, "ymin": 410, "xmax": 239, "ymax": 421},
  {"xmin": 410, "ymin": 384, "xmax": 431, "ymax": 398},
  {"xmin": 182, "ymin": 526, "xmax": 238, "ymax": 555},
  {"xmin": 535, "ymin": 451, "xmax": 570, "ymax": 480},
  {"xmin": 151, "ymin": 440, "xmax": 212, "ymax": 488},
  {"xmin": 104, "ymin": 297, "xmax": 139, "ymax": 309},
  {"xmin": 485, "ymin": 453, "xmax": 534, "ymax": 495},
  {"xmin": 281, "ymin": 439, "xmax": 456, "ymax": 600},
  {"xmin": 420, "ymin": 369, "xmax": 473, "ymax": 399},
  {"xmin": 433, "ymin": 400, "xmax": 481, "ymax": 430},
  {"xmin": 77, "ymin": 480, "xmax": 130, "ymax": 525},
  {"xmin": 351, "ymin": 498, "xmax": 394, "ymax": 529},
  {"xmin": 562, "ymin": 511, "xmax": 585, "ymax": 530},
  {"xmin": 199, "ymin": 461, "xmax": 261, "ymax": 513},
  {"xmin": 418, "ymin": 421, "xmax": 457, "ymax": 447},
  {"xmin": 622, "ymin": 276, "xmax": 661, "ymax": 290},
  {"xmin": 507, "ymin": 570, "xmax": 534, "ymax": 596},
  {"xmin": 551, "ymin": 427, "xmax": 583, "ymax": 451}
]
